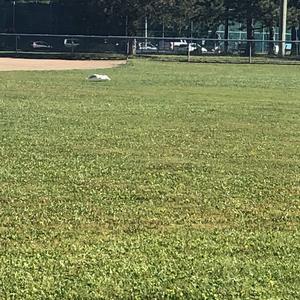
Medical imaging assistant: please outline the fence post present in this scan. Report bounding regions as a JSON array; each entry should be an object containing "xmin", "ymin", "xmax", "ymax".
[{"xmin": 249, "ymin": 41, "xmax": 252, "ymax": 64}]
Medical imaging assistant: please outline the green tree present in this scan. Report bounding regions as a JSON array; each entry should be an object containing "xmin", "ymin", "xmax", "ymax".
[
  {"xmin": 258, "ymin": 0, "xmax": 279, "ymax": 55},
  {"xmin": 288, "ymin": 0, "xmax": 300, "ymax": 54}
]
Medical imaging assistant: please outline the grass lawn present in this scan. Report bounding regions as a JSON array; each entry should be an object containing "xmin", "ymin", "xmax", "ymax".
[
  {"xmin": 138, "ymin": 54, "xmax": 300, "ymax": 65},
  {"xmin": 0, "ymin": 59, "xmax": 299, "ymax": 299}
]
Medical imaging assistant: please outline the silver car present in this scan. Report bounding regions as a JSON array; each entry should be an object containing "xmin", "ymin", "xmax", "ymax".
[{"xmin": 31, "ymin": 41, "xmax": 52, "ymax": 49}]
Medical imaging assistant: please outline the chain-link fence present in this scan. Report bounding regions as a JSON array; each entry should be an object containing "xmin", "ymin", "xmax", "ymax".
[
  {"xmin": 1, "ymin": 33, "xmax": 300, "ymax": 64},
  {"xmin": 0, "ymin": 33, "xmax": 128, "ymax": 59},
  {"xmin": 217, "ymin": 30, "xmax": 294, "ymax": 54},
  {"xmin": 132, "ymin": 36, "xmax": 300, "ymax": 64}
]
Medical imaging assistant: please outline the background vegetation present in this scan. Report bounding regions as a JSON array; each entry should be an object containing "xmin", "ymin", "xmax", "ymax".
[{"xmin": 1, "ymin": 0, "xmax": 300, "ymax": 38}]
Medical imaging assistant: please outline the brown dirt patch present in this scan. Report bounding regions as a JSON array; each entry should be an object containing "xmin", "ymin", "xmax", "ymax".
[{"xmin": 0, "ymin": 58, "xmax": 127, "ymax": 71}]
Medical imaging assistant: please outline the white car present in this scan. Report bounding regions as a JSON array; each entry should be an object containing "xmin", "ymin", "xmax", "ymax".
[
  {"xmin": 171, "ymin": 40, "xmax": 188, "ymax": 49},
  {"xmin": 31, "ymin": 41, "xmax": 52, "ymax": 49},
  {"xmin": 273, "ymin": 43, "xmax": 292, "ymax": 55},
  {"xmin": 189, "ymin": 43, "xmax": 201, "ymax": 52},
  {"xmin": 137, "ymin": 43, "xmax": 158, "ymax": 53},
  {"xmin": 64, "ymin": 38, "xmax": 80, "ymax": 48},
  {"xmin": 174, "ymin": 43, "xmax": 207, "ymax": 54}
]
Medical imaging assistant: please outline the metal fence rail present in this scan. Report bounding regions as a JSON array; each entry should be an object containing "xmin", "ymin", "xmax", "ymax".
[{"xmin": 0, "ymin": 33, "xmax": 299, "ymax": 64}]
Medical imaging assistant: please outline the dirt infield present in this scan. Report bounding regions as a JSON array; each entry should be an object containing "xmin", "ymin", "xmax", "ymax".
[{"xmin": 0, "ymin": 58, "xmax": 127, "ymax": 71}]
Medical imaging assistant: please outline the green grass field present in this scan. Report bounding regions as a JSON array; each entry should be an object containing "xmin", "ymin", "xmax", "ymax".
[
  {"xmin": 0, "ymin": 60, "xmax": 299, "ymax": 299},
  {"xmin": 140, "ymin": 54, "xmax": 300, "ymax": 65}
]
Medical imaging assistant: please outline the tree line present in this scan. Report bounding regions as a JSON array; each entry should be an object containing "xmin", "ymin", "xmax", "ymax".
[
  {"xmin": 1, "ymin": 0, "xmax": 300, "ymax": 51},
  {"xmin": 53, "ymin": 0, "xmax": 300, "ymax": 35},
  {"xmin": 58, "ymin": 0, "xmax": 300, "ymax": 54}
]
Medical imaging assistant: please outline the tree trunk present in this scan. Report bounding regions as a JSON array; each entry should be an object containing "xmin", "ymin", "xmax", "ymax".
[
  {"xmin": 211, "ymin": 27, "xmax": 219, "ymax": 52},
  {"xmin": 246, "ymin": 17, "xmax": 255, "ymax": 56},
  {"xmin": 127, "ymin": 39, "xmax": 136, "ymax": 55},
  {"xmin": 268, "ymin": 25, "xmax": 275, "ymax": 55},
  {"xmin": 291, "ymin": 26, "xmax": 297, "ymax": 55},
  {"xmin": 224, "ymin": 7, "xmax": 229, "ymax": 54}
]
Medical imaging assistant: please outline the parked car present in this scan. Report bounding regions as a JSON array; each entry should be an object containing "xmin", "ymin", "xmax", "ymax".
[
  {"xmin": 175, "ymin": 43, "xmax": 208, "ymax": 54},
  {"xmin": 171, "ymin": 39, "xmax": 188, "ymax": 49},
  {"xmin": 64, "ymin": 38, "xmax": 80, "ymax": 48},
  {"xmin": 274, "ymin": 43, "xmax": 292, "ymax": 55},
  {"xmin": 31, "ymin": 41, "xmax": 52, "ymax": 50},
  {"xmin": 137, "ymin": 43, "xmax": 158, "ymax": 53}
]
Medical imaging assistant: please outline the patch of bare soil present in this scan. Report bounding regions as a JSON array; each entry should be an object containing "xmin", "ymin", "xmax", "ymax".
[{"xmin": 0, "ymin": 58, "xmax": 126, "ymax": 71}]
